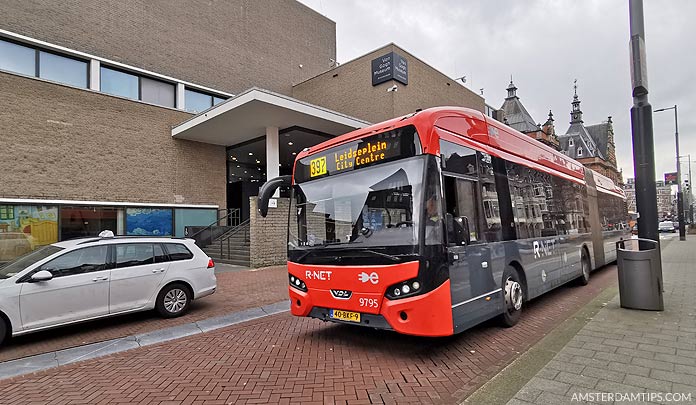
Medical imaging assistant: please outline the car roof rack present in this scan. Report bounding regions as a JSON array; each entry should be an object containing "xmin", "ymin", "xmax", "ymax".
[
  {"xmin": 74, "ymin": 235, "xmax": 189, "ymax": 245},
  {"xmin": 76, "ymin": 238, "xmax": 102, "ymax": 245}
]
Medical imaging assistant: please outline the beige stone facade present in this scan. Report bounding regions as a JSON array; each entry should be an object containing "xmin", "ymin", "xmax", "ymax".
[
  {"xmin": 293, "ymin": 44, "xmax": 485, "ymax": 123},
  {"xmin": 249, "ymin": 198, "xmax": 289, "ymax": 268},
  {"xmin": 0, "ymin": 0, "xmax": 335, "ymax": 96},
  {"xmin": 0, "ymin": 72, "xmax": 226, "ymax": 208}
]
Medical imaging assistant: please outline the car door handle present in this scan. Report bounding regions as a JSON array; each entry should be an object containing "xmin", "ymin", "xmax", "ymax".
[
  {"xmin": 152, "ymin": 268, "xmax": 165, "ymax": 273},
  {"xmin": 92, "ymin": 276, "xmax": 109, "ymax": 282}
]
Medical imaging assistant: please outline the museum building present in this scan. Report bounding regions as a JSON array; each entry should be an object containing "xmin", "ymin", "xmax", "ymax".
[{"xmin": 0, "ymin": 0, "xmax": 485, "ymax": 266}]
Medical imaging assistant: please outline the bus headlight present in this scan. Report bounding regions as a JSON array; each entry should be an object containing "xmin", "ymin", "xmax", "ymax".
[
  {"xmin": 386, "ymin": 279, "xmax": 421, "ymax": 300},
  {"xmin": 289, "ymin": 274, "xmax": 307, "ymax": 292}
]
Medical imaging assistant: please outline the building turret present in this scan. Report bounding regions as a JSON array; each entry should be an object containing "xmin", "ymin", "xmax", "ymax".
[
  {"xmin": 506, "ymin": 78, "xmax": 518, "ymax": 99},
  {"xmin": 605, "ymin": 115, "xmax": 618, "ymax": 170},
  {"xmin": 570, "ymin": 80, "xmax": 583, "ymax": 124},
  {"xmin": 542, "ymin": 110, "xmax": 556, "ymax": 138}
]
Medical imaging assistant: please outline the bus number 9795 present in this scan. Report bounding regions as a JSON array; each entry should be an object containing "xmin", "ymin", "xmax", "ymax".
[{"xmin": 359, "ymin": 298, "xmax": 379, "ymax": 308}]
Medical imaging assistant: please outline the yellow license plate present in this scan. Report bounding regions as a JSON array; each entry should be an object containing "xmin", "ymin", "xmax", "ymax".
[
  {"xmin": 330, "ymin": 309, "xmax": 360, "ymax": 323},
  {"xmin": 310, "ymin": 156, "xmax": 327, "ymax": 177}
]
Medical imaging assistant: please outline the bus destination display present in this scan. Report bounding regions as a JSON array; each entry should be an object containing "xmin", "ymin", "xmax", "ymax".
[{"xmin": 295, "ymin": 125, "xmax": 420, "ymax": 183}]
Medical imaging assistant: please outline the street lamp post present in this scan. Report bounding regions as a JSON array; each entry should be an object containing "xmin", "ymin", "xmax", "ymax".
[
  {"xmin": 689, "ymin": 155, "xmax": 693, "ymax": 224},
  {"xmin": 680, "ymin": 154, "xmax": 694, "ymax": 224},
  {"xmin": 655, "ymin": 105, "xmax": 686, "ymax": 240},
  {"xmin": 629, "ymin": 0, "xmax": 660, "ymax": 243}
]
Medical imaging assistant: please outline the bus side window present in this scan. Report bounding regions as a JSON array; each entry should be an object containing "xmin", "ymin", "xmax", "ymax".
[
  {"xmin": 443, "ymin": 175, "xmax": 480, "ymax": 244},
  {"xmin": 477, "ymin": 152, "xmax": 504, "ymax": 242}
]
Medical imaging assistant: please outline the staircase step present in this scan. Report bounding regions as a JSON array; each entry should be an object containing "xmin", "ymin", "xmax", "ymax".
[
  {"xmin": 214, "ymin": 258, "xmax": 251, "ymax": 266},
  {"xmin": 205, "ymin": 241, "xmax": 251, "ymax": 249},
  {"xmin": 206, "ymin": 250, "xmax": 250, "ymax": 258},
  {"xmin": 206, "ymin": 242, "xmax": 250, "ymax": 248}
]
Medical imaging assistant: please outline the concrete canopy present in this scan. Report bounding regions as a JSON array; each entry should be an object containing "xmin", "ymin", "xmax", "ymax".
[{"xmin": 171, "ymin": 87, "xmax": 369, "ymax": 146}]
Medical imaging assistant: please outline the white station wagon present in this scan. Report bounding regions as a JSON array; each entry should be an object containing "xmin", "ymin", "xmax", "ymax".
[{"xmin": 0, "ymin": 234, "xmax": 216, "ymax": 345}]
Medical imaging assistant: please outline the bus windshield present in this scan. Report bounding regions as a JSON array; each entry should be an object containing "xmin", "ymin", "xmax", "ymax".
[{"xmin": 289, "ymin": 156, "xmax": 426, "ymax": 251}]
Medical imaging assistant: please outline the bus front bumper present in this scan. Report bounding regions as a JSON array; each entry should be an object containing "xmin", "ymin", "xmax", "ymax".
[{"xmin": 288, "ymin": 279, "xmax": 454, "ymax": 337}]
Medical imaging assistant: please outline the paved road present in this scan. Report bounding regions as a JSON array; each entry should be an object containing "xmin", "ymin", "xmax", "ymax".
[
  {"xmin": 0, "ymin": 265, "xmax": 618, "ymax": 404},
  {"xmin": 0, "ymin": 265, "xmax": 288, "ymax": 362}
]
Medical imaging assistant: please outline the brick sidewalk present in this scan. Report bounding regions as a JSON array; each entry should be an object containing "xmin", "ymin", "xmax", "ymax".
[
  {"xmin": 508, "ymin": 236, "xmax": 696, "ymax": 404},
  {"xmin": 0, "ymin": 265, "xmax": 288, "ymax": 363},
  {"xmin": 0, "ymin": 264, "xmax": 617, "ymax": 404}
]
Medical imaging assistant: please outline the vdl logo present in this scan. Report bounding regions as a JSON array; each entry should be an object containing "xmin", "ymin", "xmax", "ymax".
[{"xmin": 358, "ymin": 272, "xmax": 379, "ymax": 284}]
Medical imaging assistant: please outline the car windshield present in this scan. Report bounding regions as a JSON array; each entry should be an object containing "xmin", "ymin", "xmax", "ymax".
[
  {"xmin": 290, "ymin": 156, "xmax": 425, "ymax": 250},
  {"xmin": 0, "ymin": 245, "xmax": 64, "ymax": 279}
]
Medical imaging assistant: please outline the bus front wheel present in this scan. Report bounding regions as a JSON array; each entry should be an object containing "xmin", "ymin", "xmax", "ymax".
[{"xmin": 500, "ymin": 266, "xmax": 523, "ymax": 327}]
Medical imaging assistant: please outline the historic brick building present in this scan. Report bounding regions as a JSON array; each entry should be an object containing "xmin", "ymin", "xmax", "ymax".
[
  {"xmin": 557, "ymin": 85, "xmax": 623, "ymax": 186},
  {"xmin": 499, "ymin": 80, "xmax": 559, "ymax": 149}
]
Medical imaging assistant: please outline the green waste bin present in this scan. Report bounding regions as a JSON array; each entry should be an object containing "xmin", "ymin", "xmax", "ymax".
[{"xmin": 616, "ymin": 238, "xmax": 664, "ymax": 311}]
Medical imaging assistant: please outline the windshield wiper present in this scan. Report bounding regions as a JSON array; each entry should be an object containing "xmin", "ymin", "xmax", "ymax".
[
  {"xmin": 361, "ymin": 249, "xmax": 400, "ymax": 262},
  {"xmin": 326, "ymin": 246, "xmax": 401, "ymax": 262},
  {"xmin": 293, "ymin": 244, "xmax": 402, "ymax": 263}
]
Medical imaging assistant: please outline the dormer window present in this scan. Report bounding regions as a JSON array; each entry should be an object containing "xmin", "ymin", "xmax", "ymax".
[
  {"xmin": 577, "ymin": 147, "xmax": 583, "ymax": 157},
  {"xmin": 569, "ymin": 139, "xmax": 574, "ymax": 147}
]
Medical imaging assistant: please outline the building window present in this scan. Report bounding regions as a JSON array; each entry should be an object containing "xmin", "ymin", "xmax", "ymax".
[
  {"xmin": 568, "ymin": 138, "xmax": 574, "ymax": 147},
  {"xmin": 101, "ymin": 66, "xmax": 175, "ymax": 108},
  {"xmin": 0, "ymin": 38, "xmax": 88, "ymax": 88},
  {"xmin": 0, "ymin": 38, "xmax": 35, "ymax": 76},
  {"xmin": 126, "ymin": 208, "xmax": 173, "ymax": 236},
  {"xmin": 39, "ymin": 51, "xmax": 88, "ymax": 88},
  {"xmin": 0, "ymin": 205, "xmax": 58, "ymax": 262},
  {"xmin": 185, "ymin": 88, "xmax": 226, "ymax": 113},
  {"xmin": 141, "ymin": 76, "xmax": 175, "ymax": 108},
  {"xmin": 100, "ymin": 67, "xmax": 139, "ymax": 99},
  {"xmin": 577, "ymin": 147, "xmax": 583, "ymax": 157}
]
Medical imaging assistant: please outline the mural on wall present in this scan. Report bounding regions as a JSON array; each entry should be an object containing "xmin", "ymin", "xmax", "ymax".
[
  {"xmin": 126, "ymin": 208, "xmax": 173, "ymax": 236},
  {"xmin": 0, "ymin": 205, "xmax": 58, "ymax": 261}
]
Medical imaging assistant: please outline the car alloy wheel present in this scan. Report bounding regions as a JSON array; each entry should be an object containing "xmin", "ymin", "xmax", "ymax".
[
  {"xmin": 164, "ymin": 288, "xmax": 188, "ymax": 314},
  {"xmin": 156, "ymin": 283, "xmax": 191, "ymax": 318}
]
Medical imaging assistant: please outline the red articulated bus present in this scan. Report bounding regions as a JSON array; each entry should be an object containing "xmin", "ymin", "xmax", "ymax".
[{"xmin": 259, "ymin": 107, "xmax": 629, "ymax": 336}]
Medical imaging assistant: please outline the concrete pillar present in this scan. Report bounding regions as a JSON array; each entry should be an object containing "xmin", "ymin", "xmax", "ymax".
[
  {"xmin": 176, "ymin": 83, "xmax": 185, "ymax": 110},
  {"xmin": 89, "ymin": 59, "xmax": 100, "ymax": 91},
  {"xmin": 117, "ymin": 208, "xmax": 125, "ymax": 235},
  {"xmin": 266, "ymin": 126, "xmax": 280, "ymax": 197}
]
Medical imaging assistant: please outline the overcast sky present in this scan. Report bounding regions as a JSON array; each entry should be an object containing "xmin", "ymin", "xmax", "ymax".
[{"xmin": 298, "ymin": 0, "xmax": 695, "ymax": 183}]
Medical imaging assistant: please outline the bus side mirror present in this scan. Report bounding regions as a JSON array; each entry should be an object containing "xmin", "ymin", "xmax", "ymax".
[
  {"xmin": 446, "ymin": 214, "xmax": 470, "ymax": 246},
  {"xmin": 454, "ymin": 216, "xmax": 471, "ymax": 245},
  {"xmin": 258, "ymin": 175, "xmax": 291, "ymax": 217}
]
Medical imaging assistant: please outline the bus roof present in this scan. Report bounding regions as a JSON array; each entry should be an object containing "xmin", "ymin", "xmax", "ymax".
[{"xmin": 294, "ymin": 106, "xmax": 620, "ymax": 191}]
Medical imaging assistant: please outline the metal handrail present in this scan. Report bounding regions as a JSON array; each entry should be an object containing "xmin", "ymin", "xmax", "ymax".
[
  {"xmin": 219, "ymin": 219, "xmax": 250, "ymax": 259},
  {"xmin": 188, "ymin": 208, "xmax": 241, "ymax": 240}
]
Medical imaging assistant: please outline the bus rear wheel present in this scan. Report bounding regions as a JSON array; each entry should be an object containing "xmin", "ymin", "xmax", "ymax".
[{"xmin": 500, "ymin": 266, "xmax": 523, "ymax": 327}]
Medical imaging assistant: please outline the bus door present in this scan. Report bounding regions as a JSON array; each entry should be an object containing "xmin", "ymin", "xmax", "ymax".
[{"xmin": 443, "ymin": 175, "xmax": 499, "ymax": 331}]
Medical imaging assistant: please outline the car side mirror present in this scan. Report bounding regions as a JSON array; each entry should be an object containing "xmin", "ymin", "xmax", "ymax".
[
  {"xmin": 258, "ymin": 175, "xmax": 292, "ymax": 217},
  {"xmin": 30, "ymin": 270, "xmax": 53, "ymax": 282}
]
